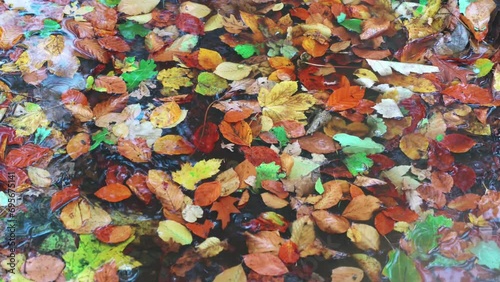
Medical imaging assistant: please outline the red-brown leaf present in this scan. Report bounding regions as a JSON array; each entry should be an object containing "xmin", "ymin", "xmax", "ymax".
[
  {"xmin": 5, "ymin": 144, "xmax": 51, "ymax": 168},
  {"xmin": 94, "ymin": 225, "xmax": 133, "ymax": 243},
  {"xmin": 176, "ymin": 13, "xmax": 204, "ymax": 35},
  {"xmin": 297, "ymin": 132, "xmax": 339, "ymax": 154},
  {"xmin": 374, "ymin": 212, "xmax": 394, "ymax": 235},
  {"xmin": 219, "ymin": 120, "xmax": 253, "ymax": 147},
  {"xmin": 326, "ymin": 85, "xmax": 365, "ymax": 111},
  {"xmin": 98, "ymin": 36, "xmax": 131, "ymax": 52},
  {"xmin": 126, "ymin": 173, "xmax": 153, "ymax": 204},
  {"xmin": 440, "ymin": 133, "xmax": 476, "ymax": 153},
  {"xmin": 243, "ymin": 253, "xmax": 289, "ymax": 276},
  {"xmin": 50, "ymin": 185, "xmax": 80, "ymax": 211},
  {"xmin": 241, "ymin": 146, "xmax": 281, "ymax": 166},
  {"xmin": 186, "ymin": 220, "xmax": 214, "ymax": 239},
  {"xmin": 192, "ymin": 122, "xmax": 219, "ymax": 153},
  {"xmin": 382, "ymin": 206, "xmax": 419, "ymax": 223},
  {"xmin": 93, "ymin": 94, "xmax": 129, "ymax": 118},
  {"xmin": 278, "ymin": 241, "xmax": 300, "ymax": 264},
  {"xmin": 447, "ymin": 194, "xmax": 481, "ymax": 211},
  {"xmin": 117, "ymin": 138, "xmax": 152, "ymax": 163},
  {"xmin": 441, "ymin": 84, "xmax": 493, "ymax": 104},
  {"xmin": 61, "ymin": 89, "xmax": 88, "ymax": 105},
  {"xmin": 94, "ymin": 183, "xmax": 132, "ymax": 202},
  {"xmin": 211, "ymin": 196, "xmax": 240, "ymax": 229},
  {"xmin": 194, "ymin": 181, "xmax": 222, "ymax": 207},
  {"xmin": 74, "ymin": 38, "xmax": 111, "ymax": 64},
  {"xmin": 94, "ymin": 76, "xmax": 127, "ymax": 94},
  {"xmin": 451, "ymin": 164, "xmax": 476, "ymax": 192}
]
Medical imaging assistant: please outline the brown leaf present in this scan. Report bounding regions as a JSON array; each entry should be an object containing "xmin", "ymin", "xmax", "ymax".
[
  {"xmin": 94, "ymin": 225, "xmax": 133, "ymax": 243},
  {"xmin": 74, "ymin": 38, "xmax": 111, "ymax": 63},
  {"xmin": 312, "ymin": 210, "xmax": 350, "ymax": 234},
  {"xmin": 245, "ymin": 231, "xmax": 285, "ymax": 255},
  {"xmin": 93, "ymin": 94, "xmax": 129, "ymax": 118},
  {"xmin": 440, "ymin": 133, "xmax": 476, "ymax": 153},
  {"xmin": 94, "ymin": 76, "xmax": 127, "ymax": 94},
  {"xmin": 22, "ymin": 255, "xmax": 65, "ymax": 282},
  {"xmin": 153, "ymin": 135, "xmax": 195, "ymax": 155},
  {"xmin": 117, "ymin": 138, "xmax": 152, "ymax": 163},
  {"xmin": 98, "ymin": 36, "xmax": 131, "ymax": 52},
  {"xmin": 360, "ymin": 18, "xmax": 390, "ymax": 40},
  {"xmin": 399, "ymin": 133, "xmax": 429, "ymax": 160},
  {"xmin": 59, "ymin": 198, "xmax": 91, "ymax": 231},
  {"xmin": 126, "ymin": 173, "xmax": 153, "ymax": 204},
  {"xmin": 146, "ymin": 170, "xmax": 185, "ymax": 213},
  {"xmin": 374, "ymin": 212, "xmax": 394, "ymax": 235},
  {"xmin": 243, "ymin": 253, "xmax": 288, "ymax": 276},
  {"xmin": 219, "ymin": 120, "xmax": 253, "ymax": 146},
  {"xmin": 347, "ymin": 223, "xmax": 380, "ymax": 251},
  {"xmin": 66, "ymin": 132, "xmax": 90, "ymax": 160},
  {"xmin": 194, "ymin": 181, "xmax": 221, "ymax": 207},
  {"xmin": 342, "ymin": 195, "xmax": 381, "ymax": 221},
  {"xmin": 234, "ymin": 160, "xmax": 257, "ymax": 189},
  {"xmin": 216, "ymin": 168, "xmax": 241, "ymax": 197},
  {"xmin": 430, "ymin": 171, "xmax": 454, "ymax": 193},
  {"xmin": 441, "ymin": 84, "xmax": 493, "ymax": 104},
  {"xmin": 314, "ymin": 180, "xmax": 343, "ymax": 210},
  {"xmin": 211, "ymin": 196, "xmax": 240, "ymax": 229},
  {"xmin": 331, "ymin": 266, "xmax": 364, "ymax": 282},
  {"xmin": 297, "ymin": 132, "xmax": 339, "ymax": 154},
  {"xmin": 261, "ymin": 193, "xmax": 289, "ymax": 209},
  {"xmin": 261, "ymin": 180, "xmax": 289, "ymax": 199},
  {"xmin": 94, "ymin": 261, "xmax": 119, "ymax": 282}
]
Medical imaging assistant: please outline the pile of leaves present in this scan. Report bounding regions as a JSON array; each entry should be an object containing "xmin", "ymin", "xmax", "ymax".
[{"xmin": 0, "ymin": 0, "xmax": 499, "ymax": 281}]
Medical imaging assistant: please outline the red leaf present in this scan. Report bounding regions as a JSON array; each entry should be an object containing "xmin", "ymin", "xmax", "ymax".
[
  {"xmin": 192, "ymin": 122, "xmax": 219, "ymax": 153},
  {"xmin": 374, "ymin": 212, "xmax": 394, "ymax": 235},
  {"xmin": 176, "ymin": 13, "xmax": 204, "ymax": 35},
  {"xmin": 0, "ymin": 126, "xmax": 23, "ymax": 145},
  {"xmin": 447, "ymin": 194, "xmax": 481, "ymax": 211},
  {"xmin": 98, "ymin": 36, "xmax": 130, "ymax": 52},
  {"xmin": 194, "ymin": 181, "xmax": 221, "ymax": 207},
  {"xmin": 61, "ymin": 89, "xmax": 88, "ymax": 105},
  {"xmin": 94, "ymin": 225, "xmax": 133, "ymax": 243},
  {"xmin": 50, "ymin": 185, "xmax": 80, "ymax": 211},
  {"xmin": 243, "ymin": 253, "xmax": 289, "ymax": 276},
  {"xmin": 298, "ymin": 66, "xmax": 326, "ymax": 91},
  {"xmin": 126, "ymin": 173, "xmax": 153, "ymax": 204},
  {"xmin": 211, "ymin": 196, "xmax": 240, "ymax": 229},
  {"xmin": 441, "ymin": 84, "xmax": 493, "ymax": 104},
  {"xmin": 74, "ymin": 38, "xmax": 111, "ymax": 64},
  {"xmin": 326, "ymin": 85, "xmax": 365, "ymax": 111},
  {"xmin": 428, "ymin": 140, "xmax": 454, "ymax": 171},
  {"xmin": 428, "ymin": 55, "xmax": 473, "ymax": 84},
  {"xmin": 94, "ymin": 76, "xmax": 127, "ymax": 94},
  {"xmin": 278, "ymin": 241, "xmax": 300, "ymax": 264},
  {"xmin": 241, "ymin": 146, "xmax": 281, "ymax": 167},
  {"xmin": 451, "ymin": 164, "xmax": 476, "ymax": 192},
  {"xmin": 5, "ymin": 144, "xmax": 51, "ymax": 168},
  {"xmin": 94, "ymin": 183, "xmax": 132, "ymax": 202},
  {"xmin": 440, "ymin": 134, "xmax": 476, "ymax": 153},
  {"xmin": 105, "ymin": 165, "xmax": 130, "ymax": 185},
  {"xmin": 368, "ymin": 154, "xmax": 395, "ymax": 175},
  {"xmin": 400, "ymin": 95, "xmax": 426, "ymax": 134},
  {"xmin": 274, "ymin": 120, "xmax": 306, "ymax": 138},
  {"xmin": 382, "ymin": 206, "xmax": 419, "ymax": 223}
]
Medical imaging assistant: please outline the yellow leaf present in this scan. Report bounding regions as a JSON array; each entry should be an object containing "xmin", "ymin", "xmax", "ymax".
[
  {"xmin": 198, "ymin": 48, "xmax": 223, "ymax": 70},
  {"xmin": 258, "ymin": 81, "xmax": 316, "ymax": 122},
  {"xmin": 180, "ymin": 1, "xmax": 211, "ymax": 18},
  {"xmin": 214, "ymin": 62, "xmax": 252, "ymax": 81},
  {"xmin": 118, "ymin": 0, "xmax": 160, "ymax": 15},
  {"xmin": 213, "ymin": 264, "xmax": 247, "ymax": 282},
  {"xmin": 196, "ymin": 237, "xmax": 226, "ymax": 258},
  {"xmin": 157, "ymin": 67, "xmax": 193, "ymax": 91},
  {"xmin": 149, "ymin": 101, "xmax": 187, "ymax": 128},
  {"xmin": 172, "ymin": 159, "xmax": 222, "ymax": 190},
  {"xmin": 27, "ymin": 166, "xmax": 51, "ymax": 188},
  {"xmin": 4, "ymin": 103, "xmax": 49, "ymax": 136},
  {"xmin": 205, "ymin": 13, "xmax": 224, "ymax": 32},
  {"xmin": 157, "ymin": 220, "xmax": 193, "ymax": 245},
  {"xmin": 347, "ymin": 223, "xmax": 380, "ymax": 251},
  {"xmin": 290, "ymin": 216, "xmax": 315, "ymax": 254}
]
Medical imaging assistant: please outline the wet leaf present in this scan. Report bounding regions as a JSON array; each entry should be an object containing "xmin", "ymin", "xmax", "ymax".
[
  {"xmin": 331, "ymin": 266, "xmax": 364, "ymax": 282},
  {"xmin": 326, "ymin": 85, "xmax": 365, "ymax": 111},
  {"xmin": 21, "ymin": 255, "xmax": 65, "ymax": 282},
  {"xmin": 194, "ymin": 181, "xmax": 221, "ymax": 207},
  {"xmin": 117, "ymin": 138, "xmax": 152, "ymax": 163},
  {"xmin": 447, "ymin": 194, "xmax": 480, "ymax": 211},
  {"xmin": 352, "ymin": 253, "xmax": 382, "ymax": 282},
  {"xmin": 118, "ymin": 0, "xmax": 160, "ymax": 15},
  {"xmin": 150, "ymin": 101, "xmax": 187, "ymax": 129},
  {"xmin": 245, "ymin": 230, "xmax": 284, "ymax": 255},
  {"xmin": 243, "ymin": 253, "xmax": 288, "ymax": 276},
  {"xmin": 213, "ymin": 264, "xmax": 247, "ymax": 282},
  {"xmin": 121, "ymin": 59, "xmax": 157, "ymax": 89},
  {"xmin": 278, "ymin": 241, "xmax": 300, "ymax": 264},
  {"xmin": 375, "ymin": 212, "xmax": 395, "ymax": 235},
  {"xmin": 451, "ymin": 164, "xmax": 476, "ymax": 192},
  {"xmin": 334, "ymin": 133, "xmax": 385, "ymax": 155},
  {"xmin": 407, "ymin": 214, "xmax": 452, "ymax": 257},
  {"xmin": 153, "ymin": 135, "xmax": 195, "ymax": 155},
  {"xmin": 195, "ymin": 72, "xmax": 228, "ymax": 96},
  {"xmin": 172, "ymin": 159, "xmax": 222, "ymax": 190},
  {"xmin": 344, "ymin": 152, "xmax": 374, "ymax": 176},
  {"xmin": 312, "ymin": 210, "xmax": 350, "ymax": 234},
  {"xmin": 118, "ymin": 21, "xmax": 150, "ymax": 40},
  {"xmin": 211, "ymin": 196, "xmax": 240, "ymax": 229},
  {"xmin": 95, "ymin": 183, "xmax": 132, "ymax": 202},
  {"xmin": 342, "ymin": 195, "xmax": 381, "ymax": 221},
  {"xmin": 94, "ymin": 225, "xmax": 133, "ymax": 244},
  {"xmin": 214, "ymin": 62, "xmax": 252, "ymax": 81},
  {"xmin": 67, "ymin": 132, "xmax": 91, "ymax": 160},
  {"xmin": 50, "ymin": 186, "xmax": 80, "ymax": 211},
  {"xmin": 441, "ymin": 84, "xmax": 493, "ymax": 104},
  {"xmin": 382, "ymin": 249, "xmax": 421, "ymax": 282},
  {"xmin": 347, "ymin": 223, "xmax": 380, "ymax": 251},
  {"xmin": 399, "ymin": 133, "xmax": 429, "ymax": 160},
  {"xmin": 192, "ymin": 122, "xmax": 220, "ymax": 153},
  {"xmin": 219, "ymin": 120, "xmax": 253, "ymax": 146},
  {"xmin": 440, "ymin": 133, "xmax": 476, "ymax": 153}
]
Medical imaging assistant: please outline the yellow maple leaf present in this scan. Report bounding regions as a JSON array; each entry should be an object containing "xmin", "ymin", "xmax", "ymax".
[
  {"xmin": 172, "ymin": 159, "xmax": 222, "ymax": 190},
  {"xmin": 157, "ymin": 67, "xmax": 193, "ymax": 92},
  {"xmin": 258, "ymin": 81, "xmax": 316, "ymax": 123}
]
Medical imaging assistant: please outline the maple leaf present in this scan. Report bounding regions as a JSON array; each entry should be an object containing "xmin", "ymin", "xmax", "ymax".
[
  {"xmin": 211, "ymin": 196, "xmax": 240, "ymax": 229},
  {"xmin": 258, "ymin": 81, "xmax": 316, "ymax": 122},
  {"xmin": 172, "ymin": 159, "xmax": 222, "ymax": 190}
]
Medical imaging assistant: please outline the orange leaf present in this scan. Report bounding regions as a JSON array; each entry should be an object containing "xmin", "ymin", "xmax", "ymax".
[
  {"xmin": 94, "ymin": 76, "xmax": 127, "ymax": 94},
  {"xmin": 245, "ymin": 230, "xmax": 285, "ymax": 255},
  {"xmin": 243, "ymin": 253, "xmax": 289, "ymax": 276},
  {"xmin": 153, "ymin": 135, "xmax": 195, "ymax": 155},
  {"xmin": 234, "ymin": 160, "xmax": 257, "ymax": 189},
  {"xmin": 146, "ymin": 170, "xmax": 185, "ymax": 213},
  {"xmin": 440, "ymin": 133, "xmax": 476, "ymax": 153},
  {"xmin": 447, "ymin": 194, "xmax": 481, "ymax": 211},
  {"xmin": 382, "ymin": 206, "xmax": 419, "ymax": 223},
  {"xmin": 261, "ymin": 193, "xmax": 289, "ymax": 209},
  {"xmin": 93, "ymin": 94, "xmax": 129, "ymax": 118},
  {"xmin": 94, "ymin": 225, "xmax": 133, "ymax": 243},
  {"xmin": 186, "ymin": 220, "xmax": 214, "ymax": 239},
  {"xmin": 278, "ymin": 241, "xmax": 300, "ymax": 264},
  {"xmin": 211, "ymin": 196, "xmax": 240, "ymax": 229},
  {"xmin": 198, "ymin": 48, "xmax": 223, "ymax": 70},
  {"xmin": 326, "ymin": 85, "xmax": 365, "ymax": 111},
  {"xmin": 117, "ymin": 138, "xmax": 152, "ymax": 163},
  {"xmin": 374, "ymin": 212, "xmax": 394, "ymax": 235},
  {"xmin": 314, "ymin": 180, "xmax": 343, "ymax": 210},
  {"xmin": 194, "ymin": 181, "xmax": 222, "ymax": 207},
  {"xmin": 61, "ymin": 89, "xmax": 88, "ymax": 105},
  {"xmin": 342, "ymin": 195, "xmax": 381, "ymax": 221},
  {"xmin": 312, "ymin": 210, "xmax": 350, "ymax": 234},
  {"xmin": 261, "ymin": 180, "xmax": 288, "ymax": 199},
  {"xmin": 125, "ymin": 173, "xmax": 153, "ymax": 204},
  {"xmin": 302, "ymin": 37, "xmax": 328, "ymax": 58},
  {"xmin": 239, "ymin": 11, "xmax": 265, "ymax": 42},
  {"xmin": 66, "ymin": 132, "xmax": 90, "ymax": 160},
  {"xmin": 350, "ymin": 184, "xmax": 365, "ymax": 198},
  {"xmin": 74, "ymin": 38, "xmax": 111, "ymax": 64},
  {"xmin": 297, "ymin": 132, "xmax": 339, "ymax": 154},
  {"xmin": 441, "ymin": 84, "xmax": 493, "ymax": 104},
  {"xmin": 94, "ymin": 262, "xmax": 119, "ymax": 282},
  {"xmin": 223, "ymin": 107, "xmax": 253, "ymax": 123},
  {"xmin": 94, "ymin": 183, "xmax": 132, "ymax": 202},
  {"xmin": 430, "ymin": 170, "xmax": 454, "ymax": 193},
  {"xmin": 219, "ymin": 120, "xmax": 253, "ymax": 146}
]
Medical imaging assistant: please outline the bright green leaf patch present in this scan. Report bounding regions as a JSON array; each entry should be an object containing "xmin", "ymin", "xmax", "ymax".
[
  {"xmin": 270, "ymin": 126, "xmax": 289, "ymax": 148},
  {"xmin": 90, "ymin": 128, "xmax": 116, "ymax": 151},
  {"xmin": 121, "ymin": 59, "xmax": 158, "ymax": 89},
  {"xmin": 474, "ymin": 58, "xmax": 494, "ymax": 78},
  {"xmin": 99, "ymin": 0, "xmax": 121, "ymax": 7},
  {"xmin": 315, "ymin": 178, "xmax": 324, "ymax": 194},
  {"xmin": 40, "ymin": 231, "xmax": 77, "ymax": 253},
  {"xmin": 428, "ymin": 254, "xmax": 465, "ymax": 268},
  {"xmin": 406, "ymin": 214, "xmax": 452, "ymax": 259},
  {"xmin": 34, "ymin": 127, "xmax": 51, "ymax": 144},
  {"xmin": 195, "ymin": 72, "xmax": 228, "ymax": 96},
  {"xmin": 63, "ymin": 234, "xmax": 141, "ymax": 279},
  {"xmin": 336, "ymin": 12, "xmax": 362, "ymax": 33},
  {"xmin": 234, "ymin": 44, "xmax": 257, "ymax": 59},
  {"xmin": 255, "ymin": 162, "xmax": 286, "ymax": 190},
  {"xmin": 344, "ymin": 152, "xmax": 374, "ymax": 176},
  {"xmin": 469, "ymin": 241, "xmax": 500, "ymax": 270},
  {"xmin": 382, "ymin": 249, "xmax": 421, "ymax": 282},
  {"xmin": 333, "ymin": 133, "xmax": 385, "ymax": 155},
  {"xmin": 118, "ymin": 20, "xmax": 150, "ymax": 40}
]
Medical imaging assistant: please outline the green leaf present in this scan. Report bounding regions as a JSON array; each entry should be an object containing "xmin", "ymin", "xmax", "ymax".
[
  {"xmin": 195, "ymin": 72, "xmax": 228, "ymax": 96},
  {"xmin": 428, "ymin": 254, "xmax": 464, "ymax": 268},
  {"xmin": 337, "ymin": 13, "xmax": 347, "ymax": 23},
  {"xmin": 333, "ymin": 133, "xmax": 385, "ymax": 155},
  {"xmin": 469, "ymin": 241, "xmax": 500, "ymax": 270},
  {"xmin": 40, "ymin": 231, "xmax": 77, "ymax": 253},
  {"xmin": 269, "ymin": 126, "xmax": 289, "ymax": 148},
  {"xmin": 90, "ymin": 128, "xmax": 115, "ymax": 151},
  {"xmin": 436, "ymin": 134, "xmax": 444, "ymax": 142},
  {"xmin": 234, "ymin": 44, "xmax": 257, "ymax": 59},
  {"xmin": 280, "ymin": 45, "xmax": 298, "ymax": 59},
  {"xmin": 118, "ymin": 21, "xmax": 150, "ymax": 40},
  {"xmin": 315, "ymin": 178, "xmax": 324, "ymax": 194},
  {"xmin": 255, "ymin": 162, "xmax": 286, "ymax": 190},
  {"xmin": 406, "ymin": 214, "xmax": 452, "ymax": 258},
  {"xmin": 63, "ymin": 234, "xmax": 141, "ymax": 278},
  {"xmin": 474, "ymin": 58, "xmax": 494, "ymax": 78},
  {"xmin": 121, "ymin": 59, "xmax": 158, "ymax": 89},
  {"xmin": 367, "ymin": 115, "xmax": 387, "ymax": 137},
  {"xmin": 382, "ymin": 249, "xmax": 421, "ymax": 282},
  {"xmin": 288, "ymin": 156, "xmax": 321, "ymax": 179},
  {"xmin": 344, "ymin": 152, "xmax": 374, "ymax": 176},
  {"xmin": 459, "ymin": 0, "xmax": 475, "ymax": 13},
  {"xmin": 339, "ymin": 19, "xmax": 362, "ymax": 33},
  {"xmin": 99, "ymin": 0, "xmax": 121, "ymax": 7},
  {"xmin": 39, "ymin": 19, "xmax": 61, "ymax": 38},
  {"xmin": 414, "ymin": 0, "xmax": 428, "ymax": 16},
  {"xmin": 34, "ymin": 127, "xmax": 51, "ymax": 144}
]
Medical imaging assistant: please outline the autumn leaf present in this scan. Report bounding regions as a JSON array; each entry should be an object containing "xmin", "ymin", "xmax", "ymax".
[
  {"xmin": 172, "ymin": 159, "xmax": 222, "ymax": 190},
  {"xmin": 117, "ymin": 138, "xmax": 152, "ymax": 163},
  {"xmin": 312, "ymin": 210, "xmax": 350, "ymax": 234},
  {"xmin": 213, "ymin": 264, "xmax": 247, "ymax": 282},
  {"xmin": 326, "ymin": 85, "xmax": 365, "ymax": 111},
  {"xmin": 342, "ymin": 195, "xmax": 381, "ymax": 221},
  {"xmin": 219, "ymin": 120, "xmax": 252, "ymax": 146},
  {"xmin": 211, "ymin": 196, "xmax": 240, "ymax": 229},
  {"xmin": 194, "ymin": 181, "xmax": 221, "ymax": 207},
  {"xmin": 347, "ymin": 223, "xmax": 380, "ymax": 251},
  {"xmin": 243, "ymin": 253, "xmax": 289, "ymax": 276},
  {"xmin": 158, "ymin": 220, "xmax": 193, "ymax": 245},
  {"xmin": 153, "ymin": 135, "xmax": 195, "ymax": 155},
  {"xmin": 331, "ymin": 267, "xmax": 364, "ymax": 282},
  {"xmin": 441, "ymin": 84, "xmax": 493, "ymax": 104},
  {"xmin": 94, "ymin": 225, "xmax": 133, "ymax": 244},
  {"xmin": 121, "ymin": 59, "xmax": 158, "ymax": 89},
  {"xmin": 258, "ymin": 81, "xmax": 316, "ymax": 122},
  {"xmin": 94, "ymin": 183, "xmax": 132, "ymax": 202}
]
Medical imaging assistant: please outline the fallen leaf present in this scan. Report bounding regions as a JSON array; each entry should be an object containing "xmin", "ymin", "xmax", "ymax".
[
  {"xmin": 448, "ymin": 194, "xmax": 480, "ymax": 211},
  {"xmin": 312, "ymin": 210, "xmax": 350, "ymax": 234},
  {"xmin": 342, "ymin": 195, "xmax": 381, "ymax": 221},
  {"xmin": 441, "ymin": 84, "xmax": 493, "ymax": 104},
  {"xmin": 21, "ymin": 255, "xmax": 65, "ymax": 282},
  {"xmin": 197, "ymin": 237, "xmax": 226, "ymax": 258},
  {"xmin": 278, "ymin": 241, "xmax": 300, "ymax": 264},
  {"xmin": 399, "ymin": 133, "xmax": 429, "ymax": 160},
  {"xmin": 366, "ymin": 59, "xmax": 439, "ymax": 76},
  {"xmin": 211, "ymin": 196, "xmax": 240, "ymax": 229},
  {"xmin": 261, "ymin": 193, "xmax": 289, "ymax": 209},
  {"xmin": 214, "ymin": 62, "xmax": 252, "ymax": 80},
  {"xmin": 118, "ymin": 0, "xmax": 160, "ymax": 15},
  {"xmin": 347, "ymin": 223, "xmax": 380, "ymax": 251},
  {"xmin": 219, "ymin": 120, "xmax": 253, "ymax": 146},
  {"xmin": 117, "ymin": 138, "xmax": 152, "ymax": 163},
  {"xmin": 153, "ymin": 135, "xmax": 195, "ymax": 155},
  {"xmin": 94, "ymin": 183, "xmax": 132, "ymax": 202},
  {"xmin": 94, "ymin": 225, "xmax": 133, "ymax": 244},
  {"xmin": 67, "ymin": 132, "xmax": 90, "ymax": 160},
  {"xmin": 213, "ymin": 264, "xmax": 247, "ymax": 282},
  {"xmin": 352, "ymin": 253, "xmax": 382, "ymax": 282},
  {"xmin": 194, "ymin": 181, "xmax": 222, "ymax": 207},
  {"xmin": 245, "ymin": 230, "xmax": 284, "ymax": 255},
  {"xmin": 374, "ymin": 212, "xmax": 395, "ymax": 235},
  {"xmin": 440, "ymin": 133, "xmax": 476, "ymax": 153},
  {"xmin": 172, "ymin": 159, "xmax": 222, "ymax": 190},
  {"xmin": 158, "ymin": 220, "xmax": 193, "ymax": 245},
  {"xmin": 331, "ymin": 266, "xmax": 364, "ymax": 282},
  {"xmin": 243, "ymin": 253, "xmax": 289, "ymax": 276}
]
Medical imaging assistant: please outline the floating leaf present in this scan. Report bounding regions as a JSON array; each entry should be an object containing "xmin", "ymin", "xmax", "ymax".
[
  {"xmin": 94, "ymin": 225, "xmax": 133, "ymax": 244},
  {"xmin": 94, "ymin": 183, "xmax": 132, "ymax": 202},
  {"xmin": 219, "ymin": 120, "xmax": 252, "ymax": 146},
  {"xmin": 334, "ymin": 133, "xmax": 385, "ymax": 155},
  {"xmin": 243, "ymin": 253, "xmax": 288, "ymax": 276},
  {"xmin": 214, "ymin": 62, "xmax": 252, "ymax": 81},
  {"xmin": 331, "ymin": 267, "xmax": 364, "ymax": 282},
  {"xmin": 118, "ymin": 0, "xmax": 160, "ymax": 15},
  {"xmin": 382, "ymin": 249, "xmax": 421, "ymax": 282},
  {"xmin": 214, "ymin": 264, "xmax": 247, "ymax": 282},
  {"xmin": 211, "ymin": 196, "xmax": 240, "ymax": 229},
  {"xmin": 121, "ymin": 59, "xmax": 157, "ymax": 89},
  {"xmin": 118, "ymin": 21, "xmax": 150, "ymax": 40},
  {"xmin": 158, "ymin": 220, "xmax": 193, "ymax": 245},
  {"xmin": 312, "ymin": 210, "xmax": 350, "ymax": 234},
  {"xmin": 344, "ymin": 152, "xmax": 374, "ymax": 176},
  {"xmin": 469, "ymin": 241, "xmax": 500, "ymax": 270},
  {"xmin": 194, "ymin": 181, "xmax": 221, "ymax": 207},
  {"xmin": 440, "ymin": 133, "xmax": 476, "ymax": 153},
  {"xmin": 172, "ymin": 159, "xmax": 222, "ymax": 190},
  {"xmin": 342, "ymin": 195, "xmax": 381, "ymax": 221},
  {"xmin": 195, "ymin": 72, "xmax": 228, "ymax": 96}
]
